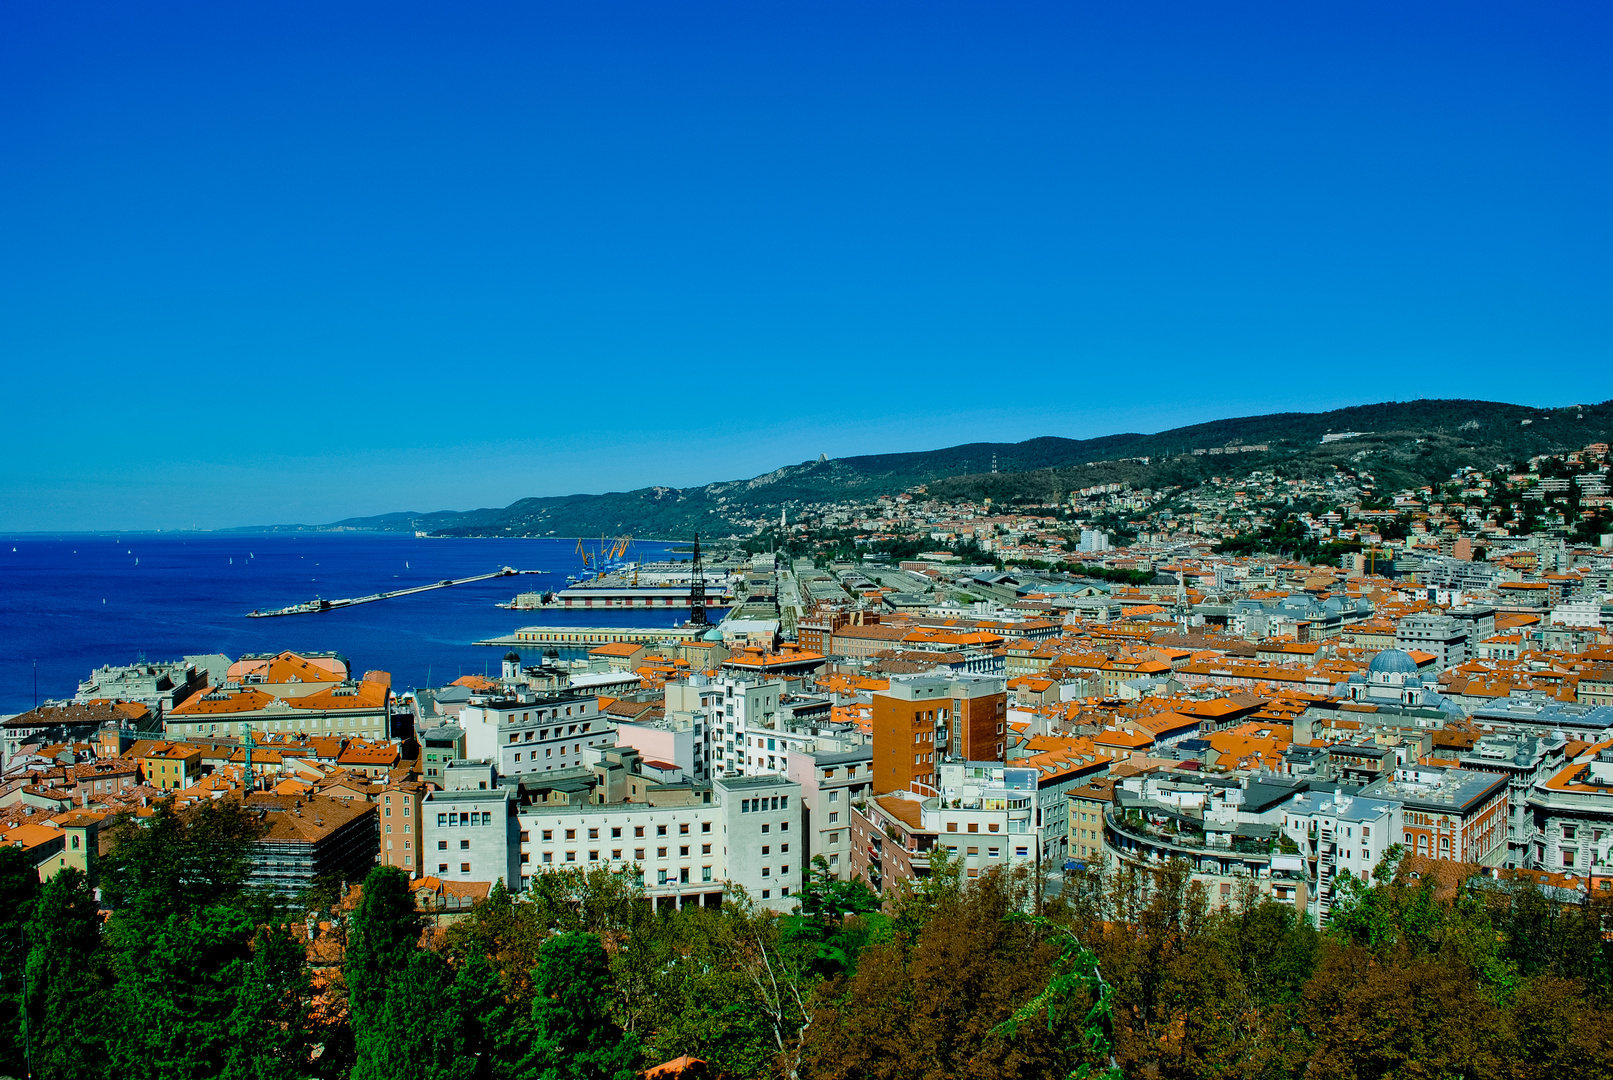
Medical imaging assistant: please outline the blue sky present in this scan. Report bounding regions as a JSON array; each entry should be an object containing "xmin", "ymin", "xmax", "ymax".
[{"xmin": 2, "ymin": 1, "xmax": 1609, "ymax": 531}]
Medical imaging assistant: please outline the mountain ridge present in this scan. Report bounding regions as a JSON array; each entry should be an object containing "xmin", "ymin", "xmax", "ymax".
[{"xmin": 241, "ymin": 398, "xmax": 1613, "ymax": 538}]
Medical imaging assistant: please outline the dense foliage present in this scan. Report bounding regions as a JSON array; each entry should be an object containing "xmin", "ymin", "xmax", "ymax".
[{"xmin": 4, "ymin": 823, "xmax": 1612, "ymax": 1080}]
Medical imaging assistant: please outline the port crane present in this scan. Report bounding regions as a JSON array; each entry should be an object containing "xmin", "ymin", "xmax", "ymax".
[{"xmin": 575, "ymin": 534, "xmax": 634, "ymax": 573}]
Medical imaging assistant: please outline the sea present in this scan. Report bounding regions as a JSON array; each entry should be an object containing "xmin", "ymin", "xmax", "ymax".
[{"xmin": 0, "ymin": 533, "xmax": 688, "ymax": 716}]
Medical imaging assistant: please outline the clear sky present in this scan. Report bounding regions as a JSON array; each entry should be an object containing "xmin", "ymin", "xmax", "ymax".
[{"xmin": 2, "ymin": 1, "xmax": 1609, "ymax": 531}]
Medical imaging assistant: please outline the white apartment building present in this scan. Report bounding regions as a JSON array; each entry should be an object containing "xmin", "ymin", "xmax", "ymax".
[
  {"xmin": 666, "ymin": 675, "xmax": 788, "ymax": 777},
  {"xmin": 1280, "ymin": 789, "xmax": 1402, "ymax": 924},
  {"xmin": 459, "ymin": 690, "xmax": 610, "ymax": 777},
  {"xmin": 516, "ymin": 773, "xmax": 803, "ymax": 911}
]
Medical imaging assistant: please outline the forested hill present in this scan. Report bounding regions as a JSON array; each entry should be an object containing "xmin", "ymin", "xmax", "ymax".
[{"xmin": 262, "ymin": 399, "xmax": 1613, "ymax": 538}]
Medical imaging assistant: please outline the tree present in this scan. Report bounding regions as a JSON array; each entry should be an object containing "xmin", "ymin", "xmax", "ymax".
[
  {"xmin": 0, "ymin": 846, "xmax": 41, "ymax": 1071},
  {"xmin": 783, "ymin": 858, "xmax": 883, "ymax": 977},
  {"xmin": 100, "ymin": 799, "xmax": 265, "ymax": 922},
  {"xmin": 223, "ymin": 923, "xmax": 320, "ymax": 1080},
  {"xmin": 23, "ymin": 868, "xmax": 108, "ymax": 1080},
  {"xmin": 112, "ymin": 904, "xmax": 263, "ymax": 1080},
  {"xmin": 452, "ymin": 950, "xmax": 514, "ymax": 1080},
  {"xmin": 347, "ymin": 866, "xmax": 428, "ymax": 1079},
  {"xmin": 352, "ymin": 949, "xmax": 477, "ymax": 1080},
  {"xmin": 345, "ymin": 866, "xmax": 423, "ymax": 1016},
  {"xmin": 517, "ymin": 932, "xmax": 639, "ymax": 1080}
]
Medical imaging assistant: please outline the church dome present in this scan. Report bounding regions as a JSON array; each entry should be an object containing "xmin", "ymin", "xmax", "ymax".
[
  {"xmin": 1368, "ymin": 649, "xmax": 1419, "ymax": 676},
  {"xmin": 504, "ymin": 650, "xmax": 521, "ymax": 663},
  {"xmin": 702, "ymin": 627, "xmax": 725, "ymax": 642}
]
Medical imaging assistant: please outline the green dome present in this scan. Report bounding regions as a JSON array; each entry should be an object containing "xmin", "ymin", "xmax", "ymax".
[{"xmin": 702, "ymin": 627, "xmax": 725, "ymax": 641}]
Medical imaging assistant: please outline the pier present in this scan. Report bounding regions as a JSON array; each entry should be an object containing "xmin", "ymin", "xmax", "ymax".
[
  {"xmin": 474, "ymin": 625, "xmax": 707, "ymax": 648},
  {"xmin": 249, "ymin": 567, "xmax": 537, "ymax": 618}
]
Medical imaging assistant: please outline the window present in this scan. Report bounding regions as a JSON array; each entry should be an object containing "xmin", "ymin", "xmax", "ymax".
[
  {"xmin": 657, "ymin": 825, "xmax": 668, "ymax": 836},
  {"xmin": 460, "ymin": 863, "xmax": 471, "ymax": 874},
  {"xmin": 968, "ymin": 823, "xmax": 978, "ymax": 833},
  {"xmin": 946, "ymin": 822, "xmax": 957, "ymax": 832},
  {"xmin": 438, "ymin": 841, "xmax": 448, "ymax": 851},
  {"xmin": 679, "ymin": 823, "xmax": 689, "ymax": 835},
  {"xmin": 680, "ymin": 845, "xmax": 689, "ymax": 857},
  {"xmin": 635, "ymin": 848, "xmax": 646, "ymax": 860},
  {"xmin": 679, "ymin": 868, "xmax": 690, "ymax": 883},
  {"xmin": 635, "ymin": 826, "xmax": 645, "ymax": 837},
  {"xmin": 589, "ymin": 851, "xmax": 600, "ymax": 861},
  {"xmin": 657, "ymin": 847, "xmax": 668, "ymax": 858},
  {"xmin": 542, "ymin": 852, "xmax": 553, "ymax": 863},
  {"xmin": 439, "ymin": 863, "xmax": 449, "ymax": 872},
  {"xmin": 565, "ymin": 829, "xmax": 576, "ymax": 840},
  {"xmin": 701, "ymin": 843, "xmax": 711, "ymax": 855},
  {"xmin": 612, "ymin": 849, "xmax": 622, "ymax": 860},
  {"xmin": 967, "ymin": 846, "xmax": 979, "ymax": 856},
  {"xmin": 761, "ymin": 846, "xmax": 770, "ymax": 855},
  {"xmin": 762, "ymin": 867, "xmax": 770, "ymax": 877},
  {"xmin": 1015, "ymin": 846, "xmax": 1028, "ymax": 857},
  {"xmin": 588, "ymin": 828, "xmax": 599, "ymax": 839},
  {"xmin": 988, "ymin": 847, "xmax": 1000, "ymax": 858},
  {"xmin": 612, "ymin": 827, "xmax": 622, "ymax": 839},
  {"xmin": 702, "ymin": 866, "xmax": 712, "ymax": 882},
  {"xmin": 460, "ymin": 839, "xmax": 470, "ymax": 850},
  {"xmin": 437, "ymin": 814, "xmax": 447, "ymax": 827},
  {"xmin": 566, "ymin": 852, "xmax": 577, "ymax": 862},
  {"xmin": 828, "ymin": 832, "xmax": 839, "ymax": 845},
  {"xmin": 780, "ymin": 821, "xmax": 788, "ymax": 832},
  {"xmin": 542, "ymin": 830, "xmax": 553, "ymax": 841},
  {"xmin": 701, "ymin": 821, "xmax": 711, "ymax": 833},
  {"xmin": 519, "ymin": 831, "xmax": 530, "ymax": 842}
]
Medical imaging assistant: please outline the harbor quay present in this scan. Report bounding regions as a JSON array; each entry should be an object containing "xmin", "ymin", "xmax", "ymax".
[{"xmin": 474, "ymin": 625, "xmax": 707, "ymax": 648}]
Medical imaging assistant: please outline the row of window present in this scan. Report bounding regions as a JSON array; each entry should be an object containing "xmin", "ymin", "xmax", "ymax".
[
  {"xmin": 506, "ymin": 721, "xmax": 591, "ymax": 742},
  {"xmin": 438, "ymin": 812, "xmax": 494, "ymax": 827},
  {"xmin": 740, "ymin": 796, "xmax": 787, "ymax": 812},
  {"xmin": 942, "ymin": 844, "xmax": 1029, "ymax": 859},
  {"xmin": 532, "ymin": 821, "xmax": 711, "ymax": 842}
]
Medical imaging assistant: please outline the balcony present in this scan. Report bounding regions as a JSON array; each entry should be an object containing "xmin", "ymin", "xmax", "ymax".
[{"xmin": 1104, "ymin": 812, "xmax": 1295, "ymax": 880}]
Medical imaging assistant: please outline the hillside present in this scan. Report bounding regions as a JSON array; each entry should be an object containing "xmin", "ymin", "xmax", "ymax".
[{"xmin": 283, "ymin": 399, "xmax": 1613, "ymax": 538}]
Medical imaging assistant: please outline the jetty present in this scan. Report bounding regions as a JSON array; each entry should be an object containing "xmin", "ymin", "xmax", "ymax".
[{"xmin": 249, "ymin": 567, "xmax": 535, "ymax": 618}]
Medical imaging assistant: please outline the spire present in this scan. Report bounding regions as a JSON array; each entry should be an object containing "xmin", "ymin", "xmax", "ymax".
[{"xmin": 688, "ymin": 534, "xmax": 708, "ymax": 626}]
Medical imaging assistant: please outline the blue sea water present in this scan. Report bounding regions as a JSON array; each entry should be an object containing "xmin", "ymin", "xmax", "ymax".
[{"xmin": 0, "ymin": 534, "xmax": 686, "ymax": 714}]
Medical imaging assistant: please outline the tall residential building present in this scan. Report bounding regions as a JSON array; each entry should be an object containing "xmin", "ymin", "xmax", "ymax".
[
  {"xmin": 379, "ymin": 779, "xmax": 427, "ymax": 876},
  {"xmin": 871, "ymin": 674, "xmax": 1006, "ymax": 794},
  {"xmin": 458, "ymin": 690, "xmax": 609, "ymax": 777}
]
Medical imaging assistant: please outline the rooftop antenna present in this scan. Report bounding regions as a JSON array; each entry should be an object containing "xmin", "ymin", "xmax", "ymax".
[{"xmin": 689, "ymin": 534, "xmax": 708, "ymax": 626}]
